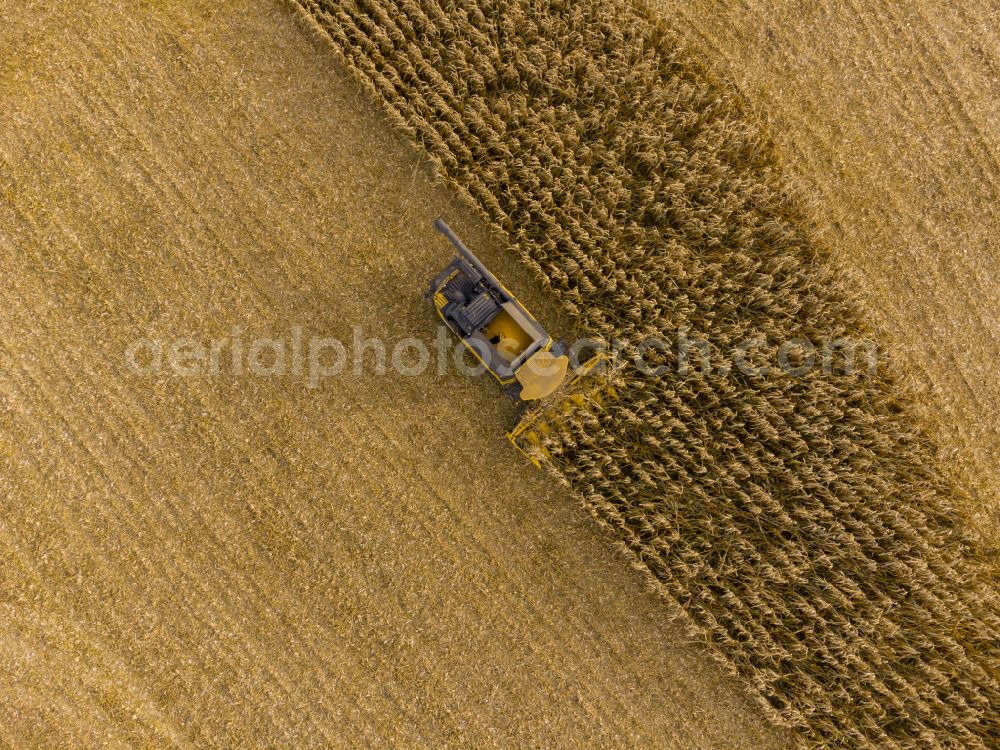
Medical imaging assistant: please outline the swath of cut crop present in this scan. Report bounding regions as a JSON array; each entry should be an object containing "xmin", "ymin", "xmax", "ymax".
[{"xmin": 289, "ymin": 0, "xmax": 1000, "ymax": 747}]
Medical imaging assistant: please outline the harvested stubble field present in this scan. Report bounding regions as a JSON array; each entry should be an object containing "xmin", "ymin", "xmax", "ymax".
[
  {"xmin": 295, "ymin": 0, "xmax": 1000, "ymax": 748},
  {"xmin": 0, "ymin": 0, "xmax": 788, "ymax": 747}
]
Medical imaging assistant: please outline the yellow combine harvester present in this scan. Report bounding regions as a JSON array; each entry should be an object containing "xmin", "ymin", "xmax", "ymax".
[
  {"xmin": 428, "ymin": 219, "xmax": 617, "ymax": 467},
  {"xmin": 428, "ymin": 219, "xmax": 570, "ymax": 401}
]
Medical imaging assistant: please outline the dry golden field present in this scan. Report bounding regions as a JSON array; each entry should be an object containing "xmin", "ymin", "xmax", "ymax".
[
  {"xmin": 0, "ymin": 0, "xmax": 786, "ymax": 747},
  {"xmin": 301, "ymin": 0, "xmax": 999, "ymax": 746},
  {"xmin": 650, "ymin": 0, "xmax": 1000, "ymax": 547},
  {"xmin": 2, "ymin": 0, "xmax": 997, "ymax": 748}
]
